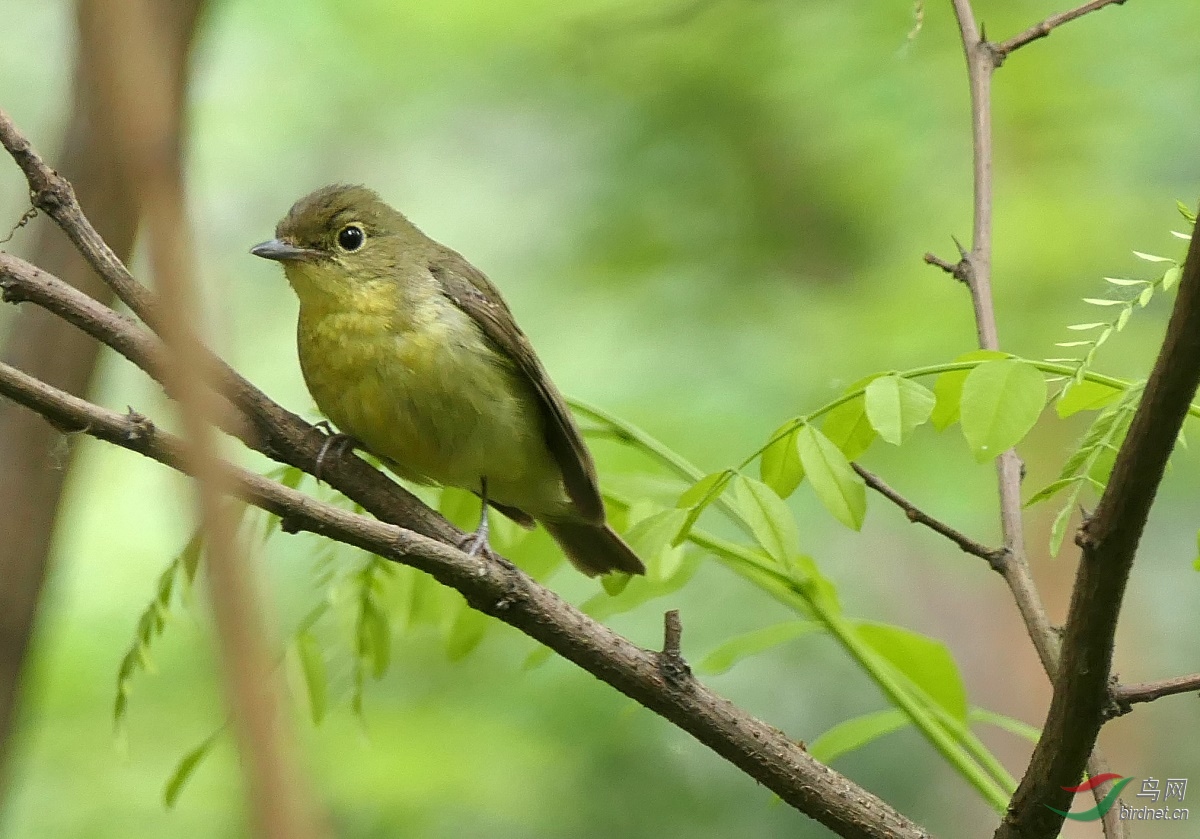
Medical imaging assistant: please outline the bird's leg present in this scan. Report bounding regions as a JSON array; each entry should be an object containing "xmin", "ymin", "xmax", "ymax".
[
  {"xmin": 459, "ymin": 477, "xmax": 492, "ymax": 559},
  {"xmin": 313, "ymin": 421, "xmax": 361, "ymax": 483}
]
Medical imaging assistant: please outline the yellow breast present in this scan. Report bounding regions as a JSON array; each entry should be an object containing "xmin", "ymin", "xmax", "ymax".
[{"xmin": 294, "ymin": 283, "xmax": 569, "ymax": 518}]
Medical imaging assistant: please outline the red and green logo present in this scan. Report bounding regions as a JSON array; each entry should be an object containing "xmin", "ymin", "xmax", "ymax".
[{"xmin": 1045, "ymin": 773, "xmax": 1134, "ymax": 821}]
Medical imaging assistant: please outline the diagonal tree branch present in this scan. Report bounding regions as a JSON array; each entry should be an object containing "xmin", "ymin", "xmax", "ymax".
[
  {"xmin": 993, "ymin": 0, "xmax": 1129, "ymax": 65},
  {"xmin": 996, "ymin": 209, "xmax": 1200, "ymax": 838},
  {"xmin": 854, "ymin": 464, "xmax": 1003, "ymax": 566},
  {"xmin": 0, "ymin": 106, "xmax": 932, "ymax": 838},
  {"xmin": 0, "ymin": 356, "xmax": 932, "ymax": 839}
]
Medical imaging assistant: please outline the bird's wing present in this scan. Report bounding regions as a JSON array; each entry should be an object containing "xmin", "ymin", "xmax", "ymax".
[{"xmin": 429, "ymin": 250, "xmax": 604, "ymax": 525}]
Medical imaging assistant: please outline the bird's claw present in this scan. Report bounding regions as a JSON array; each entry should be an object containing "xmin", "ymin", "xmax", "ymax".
[{"xmin": 314, "ymin": 426, "xmax": 359, "ymax": 483}]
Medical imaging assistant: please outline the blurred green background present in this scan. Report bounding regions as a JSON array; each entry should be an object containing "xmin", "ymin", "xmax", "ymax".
[{"xmin": 2, "ymin": 1, "xmax": 1199, "ymax": 836}]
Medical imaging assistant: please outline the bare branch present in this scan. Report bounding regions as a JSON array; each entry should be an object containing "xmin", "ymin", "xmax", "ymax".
[
  {"xmin": 0, "ymin": 358, "xmax": 930, "ymax": 839},
  {"xmin": 948, "ymin": 0, "xmax": 1063, "ymax": 705},
  {"xmin": 948, "ymin": 3, "xmax": 1125, "ymax": 835},
  {"xmin": 993, "ymin": 1, "xmax": 1129, "ymax": 65},
  {"xmin": 854, "ymin": 464, "xmax": 1003, "ymax": 568},
  {"xmin": 1111, "ymin": 673, "xmax": 1200, "ymax": 712}
]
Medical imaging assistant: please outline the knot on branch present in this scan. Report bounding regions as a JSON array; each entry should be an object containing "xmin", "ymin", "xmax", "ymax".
[
  {"xmin": 0, "ymin": 276, "xmax": 26, "ymax": 304},
  {"xmin": 1103, "ymin": 675, "xmax": 1132, "ymax": 721},
  {"xmin": 123, "ymin": 407, "xmax": 154, "ymax": 444},
  {"xmin": 658, "ymin": 609, "xmax": 691, "ymax": 685},
  {"xmin": 986, "ymin": 546, "xmax": 1010, "ymax": 575},
  {"xmin": 923, "ymin": 251, "xmax": 973, "ymax": 285},
  {"xmin": 32, "ymin": 175, "xmax": 73, "ymax": 215}
]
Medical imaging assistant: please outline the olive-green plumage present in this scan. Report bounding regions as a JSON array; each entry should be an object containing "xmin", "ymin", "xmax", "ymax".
[{"xmin": 252, "ymin": 184, "xmax": 644, "ymax": 577}]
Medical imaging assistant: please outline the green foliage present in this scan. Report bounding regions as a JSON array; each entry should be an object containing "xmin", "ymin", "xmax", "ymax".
[
  {"xmin": 114, "ymin": 532, "xmax": 205, "ymax": 732},
  {"xmin": 759, "ymin": 424, "xmax": 804, "ymax": 498},
  {"xmin": 810, "ymin": 709, "xmax": 909, "ymax": 765},
  {"xmin": 856, "ymin": 622, "xmax": 967, "ymax": 723},
  {"xmin": 696, "ymin": 621, "xmax": 821, "ymax": 675},
  {"xmin": 796, "ymin": 424, "xmax": 866, "ymax": 530},
  {"xmin": 864, "ymin": 374, "xmax": 935, "ymax": 446},
  {"xmin": 1028, "ymin": 383, "xmax": 1145, "ymax": 555},
  {"xmin": 732, "ymin": 475, "xmax": 801, "ymax": 563},
  {"xmin": 958, "ymin": 359, "xmax": 1047, "ymax": 462},
  {"xmin": 1050, "ymin": 212, "xmax": 1193, "ymax": 394},
  {"xmin": 163, "ymin": 730, "xmax": 222, "ymax": 809}
]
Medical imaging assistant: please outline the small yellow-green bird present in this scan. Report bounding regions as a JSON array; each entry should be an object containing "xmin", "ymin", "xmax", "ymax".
[{"xmin": 252, "ymin": 184, "xmax": 644, "ymax": 577}]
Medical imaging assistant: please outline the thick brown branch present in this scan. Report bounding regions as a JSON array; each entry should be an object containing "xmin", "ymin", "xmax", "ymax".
[
  {"xmin": 993, "ymin": 1, "xmax": 1129, "ymax": 65},
  {"xmin": 0, "ymin": 361, "xmax": 930, "ymax": 839},
  {"xmin": 996, "ymin": 212, "xmax": 1200, "ymax": 838},
  {"xmin": 854, "ymin": 464, "xmax": 1003, "ymax": 568}
]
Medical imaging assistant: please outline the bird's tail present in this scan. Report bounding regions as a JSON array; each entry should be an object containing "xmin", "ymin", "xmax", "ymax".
[{"xmin": 542, "ymin": 519, "xmax": 646, "ymax": 577}]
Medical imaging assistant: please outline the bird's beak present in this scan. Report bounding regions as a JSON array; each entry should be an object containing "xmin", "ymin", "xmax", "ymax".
[{"xmin": 250, "ymin": 238, "xmax": 322, "ymax": 263}]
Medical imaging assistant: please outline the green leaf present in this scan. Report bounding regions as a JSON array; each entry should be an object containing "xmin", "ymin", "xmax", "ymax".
[
  {"xmin": 857, "ymin": 622, "xmax": 968, "ymax": 722},
  {"xmin": 1132, "ymin": 250, "xmax": 1172, "ymax": 263},
  {"xmin": 796, "ymin": 425, "xmax": 866, "ymax": 530},
  {"xmin": 697, "ymin": 621, "xmax": 822, "ymax": 675},
  {"xmin": 361, "ymin": 599, "xmax": 391, "ymax": 680},
  {"xmin": 677, "ymin": 470, "xmax": 732, "ymax": 509},
  {"xmin": 810, "ymin": 709, "xmax": 909, "ymax": 764},
  {"xmin": 294, "ymin": 631, "xmax": 327, "ymax": 725},
  {"xmin": 760, "ymin": 424, "xmax": 805, "ymax": 499},
  {"xmin": 1024, "ymin": 476, "xmax": 1079, "ymax": 508},
  {"xmin": 674, "ymin": 470, "xmax": 733, "ymax": 544},
  {"xmin": 180, "ymin": 533, "xmax": 204, "ymax": 585},
  {"xmin": 1103, "ymin": 276, "xmax": 1145, "ymax": 287},
  {"xmin": 969, "ymin": 709, "xmax": 1040, "ymax": 744},
  {"xmin": 164, "ymin": 730, "xmax": 222, "ymax": 808},
  {"xmin": 1056, "ymin": 380, "xmax": 1122, "ymax": 418},
  {"xmin": 1049, "ymin": 493, "xmax": 1079, "ymax": 557},
  {"xmin": 864, "ymin": 375, "xmax": 935, "ymax": 445},
  {"xmin": 822, "ymin": 398, "xmax": 876, "ymax": 461},
  {"xmin": 930, "ymin": 350, "xmax": 1007, "ymax": 431},
  {"xmin": 1163, "ymin": 265, "xmax": 1182, "ymax": 290},
  {"xmin": 1066, "ymin": 322, "xmax": 1107, "ymax": 331},
  {"xmin": 601, "ymin": 571, "xmax": 632, "ymax": 596},
  {"xmin": 1081, "ymin": 297, "xmax": 1124, "ymax": 307},
  {"xmin": 626, "ymin": 507, "xmax": 691, "ymax": 567},
  {"xmin": 959, "ymin": 359, "xmax": 1047, "ymax": 461},
  {"xmin": 733, "ymin": 476, "xmax": 800, "ymax": 563},
  {"xmin": 445, "ymin": 603, "xmax": 490, "ymax": 661},
  {"xmin": 523, "ymin": 644, "xmax": 554, "ymax": 670},
  {"xmin": 1138, "ymin": 286, "xmax": 1154, "ymax": 307}
]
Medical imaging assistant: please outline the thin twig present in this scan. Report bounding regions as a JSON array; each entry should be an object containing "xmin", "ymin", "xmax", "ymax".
[
  {"xmin": 993, "ymin": 0, "xmax": 1129, "ymax": 65},
  {"xmin": 948, "ymin": 3, "xmax": 1127, "ymax": 837},
  {"xmin": 1111, "ymin": 673, "xmax": 1200, "ymax": 710},
  {"xmin": 0, "ymin": 358, "xmax": 929, "ymax": 839},
  {"xmin": 854, "ymin": 464, "xmax": 1003, "ymax": 568},
  {"xmin": 950, "ymin": 0, "xmax": 1060, "ymax": 695}
]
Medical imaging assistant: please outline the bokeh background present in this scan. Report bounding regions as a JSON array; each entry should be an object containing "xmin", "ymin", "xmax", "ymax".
[{"xmin": 1, "ymin": 1, "xmax": 1199, "ymax": 837}]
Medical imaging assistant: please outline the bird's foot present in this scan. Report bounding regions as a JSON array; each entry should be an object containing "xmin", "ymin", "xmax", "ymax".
[
  {"xmin": 458, "ymin": 478, "xmax": 493, "ymax": 560},
  {"xmin": 458, "ymin": 510, "xmax": 493, "ymax": 560},
  {"xmin": 314, "ymin": 423, "xmax": 360, "ymax": 483}
]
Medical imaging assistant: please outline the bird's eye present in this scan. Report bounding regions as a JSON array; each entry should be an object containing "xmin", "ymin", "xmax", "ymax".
[{"xmin": 337, "ymin": 224, "xmax": 365, "ymax": 252}]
